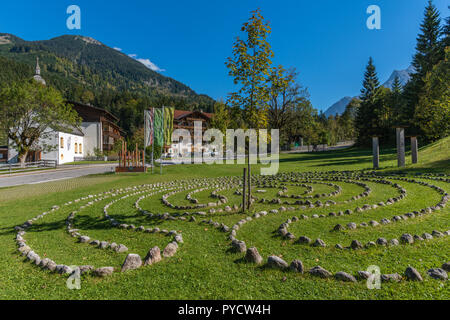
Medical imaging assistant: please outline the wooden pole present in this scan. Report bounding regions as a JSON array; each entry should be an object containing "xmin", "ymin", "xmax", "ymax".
[
  {"xmin": 242, "ymin": 168, "xmax": 247, "ymax": 213},
  {"xmin": 121, "ymin": 141, "xmax": 123, "ymax": 167},
  {"xmin": 125, "ymin": 142, "xmax": 127, "ymax": 167}
]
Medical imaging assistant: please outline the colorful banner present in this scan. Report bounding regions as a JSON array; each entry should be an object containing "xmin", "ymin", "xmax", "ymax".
[
  {"xmin": 163, "ymin": 107, "xmax": 175, "ymax": 146},
  {"xmin": 153, "ymin": 108, "xmax": 164, "ymax": 147},
  {"xmin": 144, "ymin": 108, "xmax": 154, "ymax": 146}
]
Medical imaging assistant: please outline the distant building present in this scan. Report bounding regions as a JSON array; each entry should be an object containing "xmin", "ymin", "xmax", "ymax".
[
  {"xmin": 33, "ymin": 57, "xmax": 46, "ymax": 85},
  {"xmin": 6, "ymin": 58, "xmax": 123, "ymax": 164},
  {"xmin": 68, "ymin": 101, "xmax": 124, "ymax": 157},
  {"xmin": 168, "ymin": 110, "xmax": 213, "ymax": 156}
]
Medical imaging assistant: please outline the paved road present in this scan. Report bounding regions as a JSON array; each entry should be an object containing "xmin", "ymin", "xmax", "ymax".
[{"xmin": 0, "ymin": 164, "xmax": 117, "ymax": 188}]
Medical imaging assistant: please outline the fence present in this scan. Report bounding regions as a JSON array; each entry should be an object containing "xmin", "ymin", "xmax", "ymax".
[
  {"xmin": 286, "ymin": 141, "xmax": 355, "ymax": 153},
  {"xmin": 0, "ymin": 160, "xmax": 57, "ymax": 175},
  {"xmin": 73, "ymin": 156, "xmax": 119, "ymax": 162}
]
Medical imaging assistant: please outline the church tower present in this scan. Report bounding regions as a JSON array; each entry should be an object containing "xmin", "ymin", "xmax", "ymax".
[{"xmin": 33, "ymin": 57, "xmax": 46, "ymax": 85}]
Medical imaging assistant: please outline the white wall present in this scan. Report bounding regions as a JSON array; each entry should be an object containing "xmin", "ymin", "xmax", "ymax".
[
  {"xmin": 8, "ymin": 130, "xmax": 84, "ymax": 164},
  {"xmin": 54, "ymin": 132, "xmax": 84, "ymax": 164},
  {"xmin": 80, "ymin": 122, "xmax": 102, "ymax": 156}
]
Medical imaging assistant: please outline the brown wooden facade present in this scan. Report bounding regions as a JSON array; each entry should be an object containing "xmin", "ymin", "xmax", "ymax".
[
  {"xmin": 170, "ymin": 110, "xmax": 214, "ymax": 153},
  {"xmin": 68, "ymin": 101, "xmax": 124, "ymax": 152},
  {"xmin": 173, "ymin": 110, "xmax": 213, "ymax": 135}
]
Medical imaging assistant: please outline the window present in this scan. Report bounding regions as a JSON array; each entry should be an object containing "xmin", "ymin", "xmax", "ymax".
[
  {"xmin": 79, "ymin": 144, "xmax": 82, "ymax": 154},
  {"xmin": 74, "ymin": 143, "xmax": 78, "ymax": 154},
  {"xmin": 60, "ymin": 137, "xmax": 64, "ymax": 149}
]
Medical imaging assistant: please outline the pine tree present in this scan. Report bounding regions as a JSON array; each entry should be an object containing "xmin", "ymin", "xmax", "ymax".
[
  {"xmin": 404, "ymin": 1, "xmax": 444, "ymax": 126},
  {"xmin": 391, "ymin": 76, "xmax": 402, "ymax": 94},
  {"xmin": 390, "ymin": 76, "xmax": 406, "ymax": 125},
  {"xmin": 360, "ymin": 57, "xmax": 380, "ymax": 102},
  {"xmin": 414, "ymin": 47, "xmax": 450, "ymax": 142},
  {"xmin": 355, "ymin": 57, "xmax": 380, "ymax": 145},
  {"xmin": 444, "ymin": 6, "xmax": 450, "ymax": 47},
  {"xmin": 412, "ymin": 0, "xmax": 443, "ymax": 78}
]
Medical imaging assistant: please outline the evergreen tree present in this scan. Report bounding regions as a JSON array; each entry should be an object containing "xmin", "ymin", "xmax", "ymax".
[
  {"xmin": 444, "ymin": 6, "xmax": 450, "ymax": 47},
  {"xmin": 360, "ymin": 57, "xmax": 380, "ymax": 102},
  {"xmin": 355, "ymin": 57, "xmax": 380, "ymax": 146},
  {"xmin": 404, "ymin": 0, "xmax": 444, "ymax": 126},
  {"xmin": 412, "ymin": 1, "xmax": 443, "ymax": 77},
  {"xmin": 414, "ymin": 47, "xmax": 450, "ymax": 142},
  {"xmin": 391, "ymin": 76, "xmax": 403, "ymax": 94},
  {"xmin": 390, "ymin": 76, "xmax": 407, "ymax": 126}
]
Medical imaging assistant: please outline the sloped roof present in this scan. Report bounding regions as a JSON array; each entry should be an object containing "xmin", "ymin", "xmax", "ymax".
[
  {"xmin": 67, "ymin": 101, "xmax": 119, "ymax": 122},
  {"xmin": 174, "ymin": 110, "xmax": 213, "ymax": 120}
]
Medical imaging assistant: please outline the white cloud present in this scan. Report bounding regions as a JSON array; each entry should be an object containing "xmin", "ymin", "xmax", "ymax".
[
  {"xmin": 113, "ymin": 47, "xmax": 122, "ymax": 51},
  {"xmin": 136, "ymin": 58, "xmax": 165, "ymax": 72},
  {"xmin": 128, "ymin": 53, "xmax": 137, "ymax": 58}
]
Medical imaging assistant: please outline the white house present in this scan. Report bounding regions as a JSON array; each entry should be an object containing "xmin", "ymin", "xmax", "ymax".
[
  {"xmin": 7, "ymin": 123, "xmax": 85, "ymax": 165},
  {"xmin": 6, "ymin": 58, "xmax": 124, "ymax": 165}
]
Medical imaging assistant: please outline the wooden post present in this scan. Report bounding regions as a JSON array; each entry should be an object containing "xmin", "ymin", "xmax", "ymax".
[
  {"xmin": 242, "ymin": 168, "xmax": 247, "ymax": 213},
  {"xmin": 411, "ymin": 136, "xmax": 418, "ymax": 164},
  {"xmin": 372, "ymin": 136, "xmax": 379, "ymax": 169},
  {"xmin": 135, "ymin": 143, "xmax": 138, "ymax": 167},
  {"xmin": 124, "ymin": 142, "xmax": 128, "ymax": 167}
]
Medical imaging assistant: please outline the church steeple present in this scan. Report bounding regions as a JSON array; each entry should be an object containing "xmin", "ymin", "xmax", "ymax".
[
  {"xmin": 33, "ymin": 57, "xmax": 46, "ymax": 85},
  {"xmin": 35, "ymin": 57, "xmax": 41, "ymax": 76}
]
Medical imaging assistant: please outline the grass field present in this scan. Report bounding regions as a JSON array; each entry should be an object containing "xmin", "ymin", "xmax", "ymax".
[{"xmin": 0, "ymin": 137, "xmax": 448, "ymax": 300}]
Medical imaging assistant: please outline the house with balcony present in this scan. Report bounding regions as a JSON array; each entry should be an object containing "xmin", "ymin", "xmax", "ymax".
[
  {"xmin": 168, "ymin": 110, "xmax": 214, "ymax": 156},
  {"xmin": 68, "ymin": 101, "xmax": 124, "ymax": 157}
]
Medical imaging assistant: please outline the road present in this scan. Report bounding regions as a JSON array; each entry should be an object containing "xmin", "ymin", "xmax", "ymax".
[{"xmin": 0, "ymin": 164, "xmax": 117, "ymax": 188}]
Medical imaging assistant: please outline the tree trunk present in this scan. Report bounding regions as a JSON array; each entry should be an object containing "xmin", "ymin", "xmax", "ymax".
[{"xmin": 19, "ymin": 151, "xmax": 28, "ymax": 168}]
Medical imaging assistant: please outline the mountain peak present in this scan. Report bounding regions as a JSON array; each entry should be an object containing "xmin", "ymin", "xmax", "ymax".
[
  {"xmin": 74, "ymin": 36, "xmax": 103, "ymax": 46},
  {"xmin": 324, "ymin": 65, "xmax": 416, "ymax": 117},
  {"xmin": 382, "ymin": 66, "xmax": 415, "ymax": 89},
  {"xmin": 0, "ymin": 33, "xmax": 25, "ymax": 44},
  {"xmin": 0, "ymin": 35, "xmax": 11, "ymax": 45},
  {"xmin": 324, "ymin": 96, "xmax": 353, "ymax": 117},
  {"xmin": 0, "ymin": 33, "xmax": 215, "ymax": 107}
]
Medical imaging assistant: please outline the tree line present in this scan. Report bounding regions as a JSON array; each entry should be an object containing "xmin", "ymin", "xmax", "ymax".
[
  {"xmin": 214, "ymin": 2, "xmax": 448, "ymax": 151},
  {"xmin": 354, "ymin": 1, "xmax": 449, "ymax": 146}
]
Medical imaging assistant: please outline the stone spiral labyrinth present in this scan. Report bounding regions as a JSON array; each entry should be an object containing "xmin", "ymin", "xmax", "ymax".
[{"xmin": 14, "ymin": 171, "xmax": 450, "ymax": 283}]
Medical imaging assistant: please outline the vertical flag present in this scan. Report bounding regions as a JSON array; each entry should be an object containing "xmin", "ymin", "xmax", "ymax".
[
  {"xmin": 163, "ymin": 107, "xmax": 175, "ymax": 147},
  {"xmin": 144, "ymin": 106, "xmax": 174, "ymax": 174},
  {"xmin": 153, "ymin": 108, "xmax": 164, "ymax": 146},
  {"xmin": 144, "ymin": 108, "xmax": 154, "ymax": 146}
]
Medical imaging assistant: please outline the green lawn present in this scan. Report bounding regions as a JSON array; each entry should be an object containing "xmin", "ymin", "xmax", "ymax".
[{"xmin": 0, "ymin": 137, "xmax": 448, "ymax": 300}]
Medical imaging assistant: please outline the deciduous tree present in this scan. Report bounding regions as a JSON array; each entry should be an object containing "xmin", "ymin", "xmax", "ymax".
[{"xmin": 0, "ymin": 80, "xmax": 80, "ymax": 165}]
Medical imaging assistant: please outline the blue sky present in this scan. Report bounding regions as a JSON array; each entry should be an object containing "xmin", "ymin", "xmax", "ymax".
[{"xmin": 1, "ymin": 0, "xmax": 448, "ymax": 111}]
